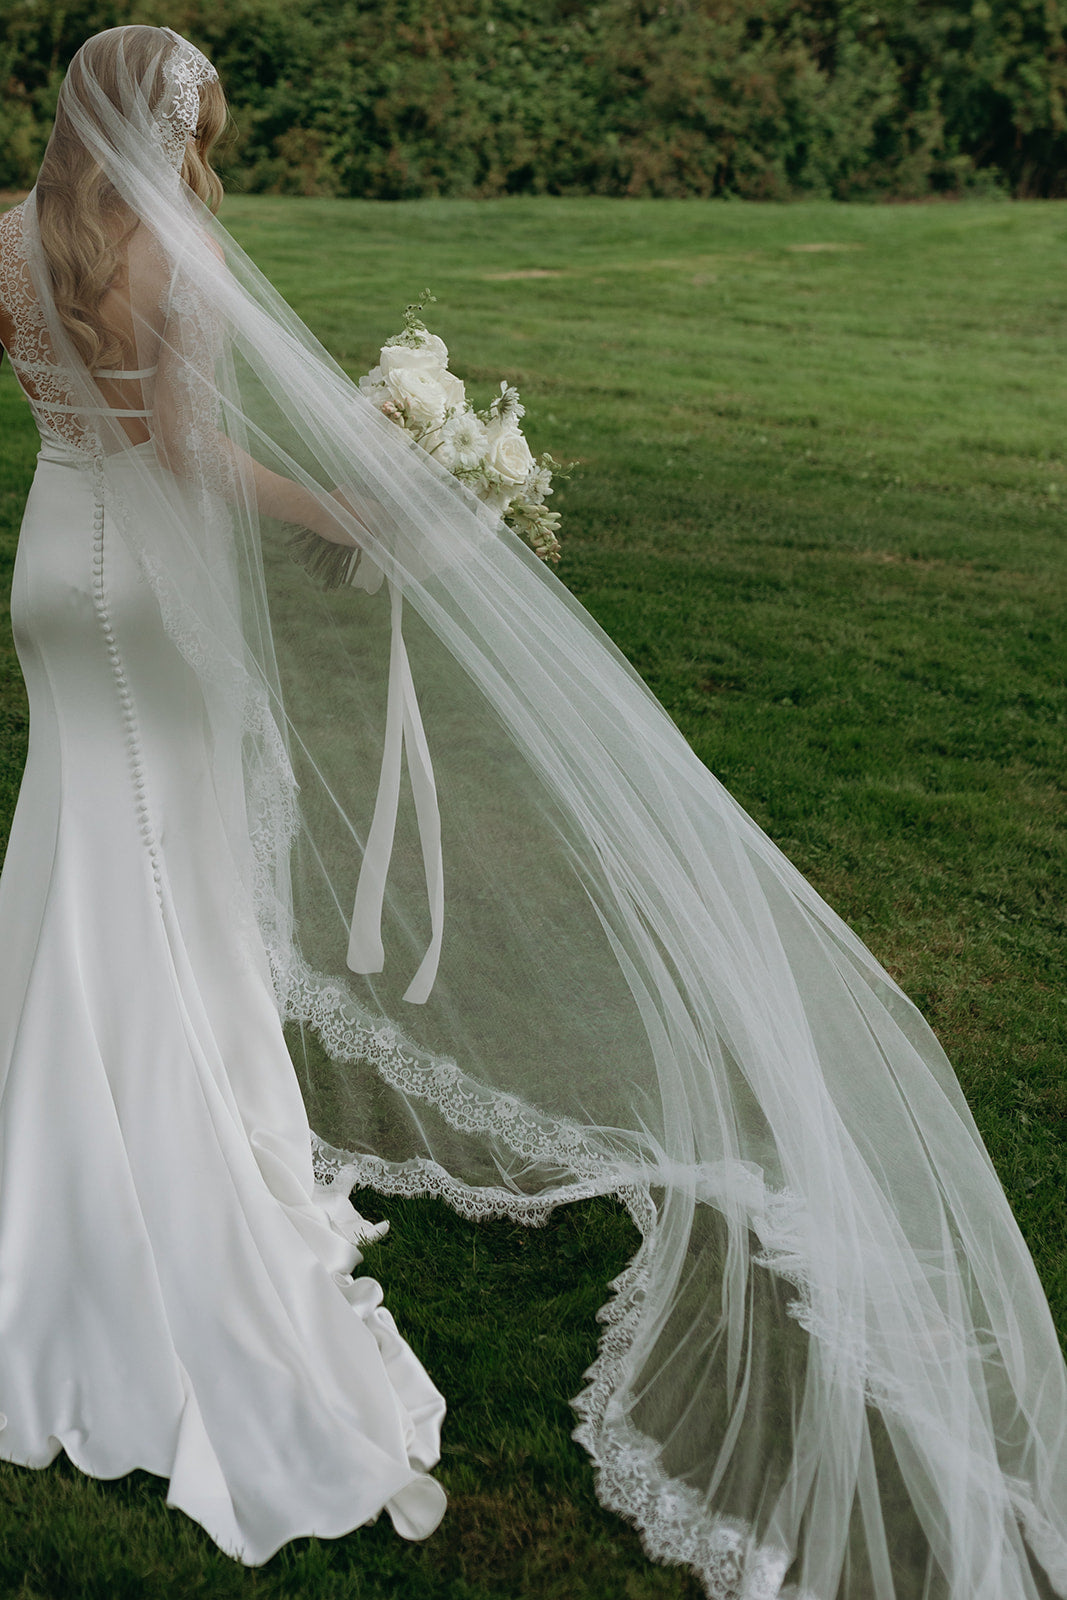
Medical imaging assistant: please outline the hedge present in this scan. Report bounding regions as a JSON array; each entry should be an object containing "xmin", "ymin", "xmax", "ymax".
[{"xmin": 2, "ymin": 0, "xmax": 1065, "ymax": 198}]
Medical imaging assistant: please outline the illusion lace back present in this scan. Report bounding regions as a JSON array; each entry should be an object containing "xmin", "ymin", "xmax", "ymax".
[{"xmin": 0, "ymin": 201, "xmax": 448, "ymax": 1561}]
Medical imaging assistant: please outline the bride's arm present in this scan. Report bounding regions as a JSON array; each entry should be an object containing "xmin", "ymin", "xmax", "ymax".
[
  {"xmin": 148, "ymin": 249, "xmax": 362, "ymax": 546},
  {"xmin": 218, "ymin": 444, "xmax": 362, "ymax": 546},
  {"xmin": 153, "ymin": 361, "xmax": 362, "ymax": 545}
]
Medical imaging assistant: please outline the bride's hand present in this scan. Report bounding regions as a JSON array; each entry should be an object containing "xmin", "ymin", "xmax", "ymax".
[{"xmin": 310, "ymin": 486, "xmax": 366, "ymax": 547}]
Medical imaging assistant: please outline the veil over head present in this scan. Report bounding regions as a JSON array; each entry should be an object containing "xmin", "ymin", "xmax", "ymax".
[{"xmin": 4, "ymin": 25, "xmax": 1066, "ymax": 1599}]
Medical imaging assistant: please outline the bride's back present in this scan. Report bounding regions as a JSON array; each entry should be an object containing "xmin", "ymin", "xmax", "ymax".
[
  {"xmin": 0, "ymin": 204, "xmax": 170, "ymax": 450},
  {"xmin": 0, "ymin": 22, "xmax": 226, "ymax": 455}
]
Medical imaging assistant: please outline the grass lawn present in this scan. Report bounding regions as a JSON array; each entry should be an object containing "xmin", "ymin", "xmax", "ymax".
[{"xmin": 0, "ymin": 194, "xmax": 1064, "ymax": 1599}]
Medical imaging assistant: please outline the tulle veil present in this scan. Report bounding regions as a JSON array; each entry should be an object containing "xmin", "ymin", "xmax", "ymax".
[{"xmin": 7, "ymin": 25, "xmax": 1067, "ymax": 1599}]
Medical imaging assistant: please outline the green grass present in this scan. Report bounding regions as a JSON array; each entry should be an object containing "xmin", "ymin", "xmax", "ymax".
[{"xmin": 0, "ymin": 195, "xmax": 1064, "ymax": 1598}]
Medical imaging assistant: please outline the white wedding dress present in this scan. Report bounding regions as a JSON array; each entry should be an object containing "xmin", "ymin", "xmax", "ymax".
[{"xmin": 0, "ymin": 393, "xmax": 448, "ymax": 1560}]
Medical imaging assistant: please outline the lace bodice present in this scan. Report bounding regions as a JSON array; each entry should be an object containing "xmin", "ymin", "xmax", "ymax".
[{"xmin": 0, "ymin": 204, "xmax": 154, "ymax": 457}]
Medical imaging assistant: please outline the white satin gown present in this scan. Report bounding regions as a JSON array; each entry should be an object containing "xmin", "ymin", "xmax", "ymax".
[{"xmin": 0, "ymin": 373, "xmax": 448, "ymax": 1561}]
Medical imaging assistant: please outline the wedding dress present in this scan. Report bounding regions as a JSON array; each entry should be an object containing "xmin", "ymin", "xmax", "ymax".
[
  {"xmin": 0, "ymin": 25, "xmax": 1065, "ymax": 1598},
  {"xmin": 0, "ymin": 284, "xmax": 449, "ymax": 1564}
]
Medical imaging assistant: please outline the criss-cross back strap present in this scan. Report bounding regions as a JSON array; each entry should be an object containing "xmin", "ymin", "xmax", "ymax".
[{"xmin": 6, "ymin": 353, "xmax": 159, "ymax": 420}]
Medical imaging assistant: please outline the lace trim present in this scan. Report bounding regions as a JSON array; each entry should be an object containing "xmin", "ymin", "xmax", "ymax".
[
  {"xmin": 311, "ymin": 1138, "xmax": 816, "ymax": 1599},
  {"xmin": 575, "ymin": 1431, "xmax": 817, "ymax": 1600},
  {"xmin": 311, "ymin": 1137, "xmax": 652, "ymax": 1229},
  {"xmin": 312, "ymin": 1121, "xmax": 1067, "ymax": 1595},
  {"xmin": 273, "ymin": 949, "xmax": 645, "ymax": 1186},
  {"xmin": 0, "ymin": 206, "xmax": 100, "ymax": 455},
  {"xmin": 289, "ymin": 983, "xmax": 828, "ymax": 1599},
  {"xmin": 569, "ymin": 1193, "xmax": 823, "ymax": 1599}
]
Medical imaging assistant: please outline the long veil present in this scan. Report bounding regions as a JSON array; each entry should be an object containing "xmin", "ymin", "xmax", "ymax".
[{"xmin": 10, "ymin": 26, "xmax": 1067, "ymax": 1599}]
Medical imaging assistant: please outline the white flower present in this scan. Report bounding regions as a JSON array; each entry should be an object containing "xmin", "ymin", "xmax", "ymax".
[
  {"xmin": 484, "ymin": 415, "xmax": 536, "ymax": 488},
  {"xmin": 356, "ymin": 304, "xmax": 564, "ymax": 561},
  {"xmin": 478, "ymin": 481, "xmax": 515, "ymax": 514},
  {"xmin": 433, "ymin": 409, "xmax": 489, "ymax": 472},
  {"xmin": 489, "ymin": 380, "xmax": 525, "ymax": 424},
  {"xmin": 524, "ymin": 461, "xmax": 553, "ymax": 503},
  {"xmin": 358, "ymin": 365, "xmax": 388, "ymax": 399},
  {"xmin": 384, "ymin": 364, "xmax": 464, "ymax": 430},
  {"xmin": 379, "ymin": 333, "xmax": 450, "ymax": 374}
]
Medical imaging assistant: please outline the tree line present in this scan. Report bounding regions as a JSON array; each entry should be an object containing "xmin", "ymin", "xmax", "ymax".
[{"xmin": 2, "ymin": 0, "xmax": 1065, "ymax": 199}]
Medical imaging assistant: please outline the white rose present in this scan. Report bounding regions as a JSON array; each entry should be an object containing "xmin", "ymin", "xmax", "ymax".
[
  {"xmin": 484, "ymin": 417, "xmax": 535, "ymax": 488},
  {"xmin": 384, "ymin": 365, "xmax": 464, "ymax": 430},
  {"xmin": 477, "ymin": 481, "xmax": 515, "ymax": 514},
  {"xmin": 437, "ymin": 367, "xmax": 466, "ymax": 410},
  {"xmin": 358, "ymin": 365, "xmax": 388, "ymax": 398},
  {"xmin": 379, "ymin": 333, "xmax": 450, "ymax": 374}
]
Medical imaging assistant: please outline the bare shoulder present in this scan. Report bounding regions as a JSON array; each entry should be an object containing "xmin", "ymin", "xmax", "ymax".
[
  {"xmin": 126, "ymin": 225, "xmax": 170, "ymax": 286},
  {"xmin": 129, "ymin": 224, "xmax": 225, "ymax": 290}
]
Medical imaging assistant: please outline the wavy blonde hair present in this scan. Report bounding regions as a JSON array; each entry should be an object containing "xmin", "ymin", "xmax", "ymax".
[{"xmin": 35, "ymin": 25, "xmax": 228, "ymax": 373}]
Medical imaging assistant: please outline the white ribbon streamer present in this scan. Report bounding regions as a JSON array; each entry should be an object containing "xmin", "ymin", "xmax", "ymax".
[{"xmin": 346, "ymin": 580, "xmax": 444, "ymax": 1003}]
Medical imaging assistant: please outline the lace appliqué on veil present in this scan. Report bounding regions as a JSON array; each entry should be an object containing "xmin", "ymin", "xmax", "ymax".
[
  {"xmin": 156, "ymin": 30, "xmax": 217, "ymax": 170},
  {"xmin": 314, "ymin": 1129, "xmax": 819, "ymax": 1600}
]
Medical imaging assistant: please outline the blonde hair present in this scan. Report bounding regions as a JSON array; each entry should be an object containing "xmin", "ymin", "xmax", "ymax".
[{"xmin": 35, "ymin": 26, "xmax": 228, "ymax": 373}]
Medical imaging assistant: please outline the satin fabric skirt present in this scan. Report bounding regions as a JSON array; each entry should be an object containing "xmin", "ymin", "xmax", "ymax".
[{"xmin": 0, "ymin": 435, "xmax": 447, "ymax": 1563}]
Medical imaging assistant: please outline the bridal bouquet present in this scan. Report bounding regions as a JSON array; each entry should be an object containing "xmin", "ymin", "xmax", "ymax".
[
  {"xmin": 291, "ymin": 294, "xmax": 565, "ymax": 588},
  {"xmin": 358, "ymin": 293, "xmax": 565, "ymax": 564}
]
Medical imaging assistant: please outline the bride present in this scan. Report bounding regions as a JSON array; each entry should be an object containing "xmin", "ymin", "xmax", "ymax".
[{"xmin": 0, "ymin": 24, "xmax": 1063, "ymax": 1599}]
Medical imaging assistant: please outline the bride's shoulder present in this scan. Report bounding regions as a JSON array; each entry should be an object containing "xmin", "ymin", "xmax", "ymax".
[
  {"xmin": 0, "ymin": 202, "xmax": 25, "ymax": 266},
  {"xmin": 0, "ymin": 205, "xmax": 28, "ymax": 347},
  {"xmin": 127, "ymin": 224, "xmax": 225, "ymax": 292},
  {"xmin": 127, "ymin": 224, "xmax": 217, "ymax": 312}
]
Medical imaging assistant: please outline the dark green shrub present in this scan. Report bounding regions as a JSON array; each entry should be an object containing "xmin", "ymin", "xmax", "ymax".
[{"xmin": 0, "ymin": 0, "xmax": 1062, "ymax": 198}]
